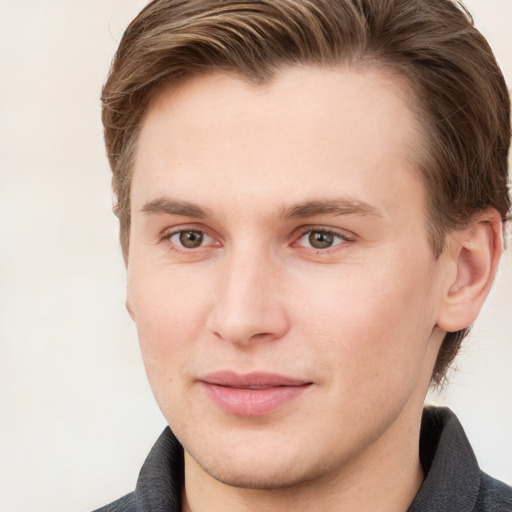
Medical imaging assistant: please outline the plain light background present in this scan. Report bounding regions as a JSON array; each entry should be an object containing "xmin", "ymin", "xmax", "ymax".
[{"xmin": 0, "ymin": 1, "xmax": 511, "ymax": 511}]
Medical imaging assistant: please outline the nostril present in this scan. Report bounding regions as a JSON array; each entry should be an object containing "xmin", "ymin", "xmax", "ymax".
[{"xmin": 250, "ymin": 332, "xmax": 272, "ymax": 340}]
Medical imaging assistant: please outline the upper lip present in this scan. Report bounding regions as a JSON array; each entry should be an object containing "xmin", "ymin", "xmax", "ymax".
[{"xmin": 200, "ymin": 371, "xmax": 311, "ymax": 389}]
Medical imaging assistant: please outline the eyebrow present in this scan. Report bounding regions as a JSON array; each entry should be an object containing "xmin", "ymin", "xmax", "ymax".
[
  {"xmin": 278, "ymin": 198, "xmax": 383, "ymax": 220},
  {"xmin": 141, "ymin": 197, "xmax": 383, "ymax": 221},
  {"xmin": 141, "ymin": 198, "xmax": 212, "ymax": 218}
]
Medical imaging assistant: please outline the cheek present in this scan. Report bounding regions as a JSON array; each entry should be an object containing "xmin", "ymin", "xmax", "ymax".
[
  {"xmin": 131, "ymin": 297, "xmax": 203, "ymax": 421},
  {"xmin": 294, "ymin": 257, "xmax": 438, "ymax": 383},
  {"xmin": 128, "ymin": 270, "xmax": 208, "ymax": 382}
]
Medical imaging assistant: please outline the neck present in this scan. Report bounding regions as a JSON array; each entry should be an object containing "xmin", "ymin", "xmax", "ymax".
[{"xmin": 181, "ymin": 407, "xmax": 425, "ymax": 512}]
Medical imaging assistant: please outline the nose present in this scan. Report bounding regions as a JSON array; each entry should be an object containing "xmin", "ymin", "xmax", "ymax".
[{"xmin": 206, "ymin": 247, "xmax": 290, "ymax": 347}]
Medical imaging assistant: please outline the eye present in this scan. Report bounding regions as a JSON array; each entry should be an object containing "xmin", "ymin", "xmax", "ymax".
[
  {"xmin": 169, "ymin": 230, "xmax": 210, "ymax": 249},
  {"xmin": 296, "ymin": 229, "xmax": 348, "ymax": 250}
]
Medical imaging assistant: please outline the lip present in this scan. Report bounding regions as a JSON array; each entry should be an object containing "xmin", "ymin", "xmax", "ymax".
[{"xmin": 199, "ymin": 371, "xmax": 312, "ymax": 417}]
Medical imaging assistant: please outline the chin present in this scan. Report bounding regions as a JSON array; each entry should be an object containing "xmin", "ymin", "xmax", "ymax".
[
  {"xmin": 188, "ymin": 450, "xmax": 319, "ymax": 490},
  {"xmin": 181, "ymin": 427, "xmax": 336, "ymax": 491}
]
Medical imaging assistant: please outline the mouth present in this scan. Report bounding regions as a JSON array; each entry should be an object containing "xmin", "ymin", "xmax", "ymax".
[{"xmin": 199, "ymin": 371, "xmax": 313, "ymax": 417}]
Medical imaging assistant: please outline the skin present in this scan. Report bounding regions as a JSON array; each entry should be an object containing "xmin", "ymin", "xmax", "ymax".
[{"xmin": 126, "ymin": 66, "xmax": 501, "ymax": 512}]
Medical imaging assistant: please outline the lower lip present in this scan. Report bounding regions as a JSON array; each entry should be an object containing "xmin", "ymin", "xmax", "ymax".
[{"xmin": 201, "ymin": 383, "xmax": 311, "ymax": 417}]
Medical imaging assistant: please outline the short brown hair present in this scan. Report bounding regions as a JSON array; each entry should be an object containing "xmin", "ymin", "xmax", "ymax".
[{"xmin": 101, "ymin": 0, "xmax": 510, "ymax": 385}]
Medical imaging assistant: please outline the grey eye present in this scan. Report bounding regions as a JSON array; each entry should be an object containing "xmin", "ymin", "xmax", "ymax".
[
  {"xmin": 308, "ymin": 231, "xmax": 335, "ymax": 249},
  {"xmin": 296, "ymin": 229, "xmax": 346, "ymax": 250},
  {"xmin": 175, "ymin": 230, "xmax": 205, "ymax": 248}
]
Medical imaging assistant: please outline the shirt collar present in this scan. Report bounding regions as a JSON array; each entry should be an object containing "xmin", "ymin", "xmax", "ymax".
[{"xmin": 133, "ymin": 407, "xmax": 482, "ymax": 512}]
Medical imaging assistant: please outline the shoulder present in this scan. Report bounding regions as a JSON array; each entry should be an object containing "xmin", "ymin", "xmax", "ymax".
[
  {"xmin": 91, "ymin": 492, "xmax": 137, "ymax": 512},
  {"xmin": 474, "ymin": 472, "xmax": 512, "ymax": 512}
]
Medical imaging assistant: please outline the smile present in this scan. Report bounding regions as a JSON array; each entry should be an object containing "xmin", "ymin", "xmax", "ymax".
[{"xmin": 200, "ymin": 371, "xmax": 312, "ymax": 417}]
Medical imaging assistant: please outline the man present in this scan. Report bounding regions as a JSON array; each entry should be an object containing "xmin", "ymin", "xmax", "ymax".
[{"xmin": 96, "ymin": 0, "xmax": 512, "ymax": 510}]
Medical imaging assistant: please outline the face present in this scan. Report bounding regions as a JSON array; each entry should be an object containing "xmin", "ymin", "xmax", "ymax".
[{"xmin": 128, "ymin": 67, "xmax": 447, "ymax": 489}]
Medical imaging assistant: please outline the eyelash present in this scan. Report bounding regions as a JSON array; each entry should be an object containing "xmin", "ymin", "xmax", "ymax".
[
  {"xmin": 160, "ymin": 226, "xmax": 218, "ymax": 253},
  {"xmin": 293, "ymin": 226, "xmax": 355, "ymax": 252}
]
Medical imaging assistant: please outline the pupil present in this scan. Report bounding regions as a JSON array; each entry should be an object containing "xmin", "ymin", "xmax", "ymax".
[
  {"xmin": 179, "ymin": 231, "xmax": 203, "ymax": 248},
  {"xmin": 309, "ymin": 231, "xmax": 334, "ymax": 249}
]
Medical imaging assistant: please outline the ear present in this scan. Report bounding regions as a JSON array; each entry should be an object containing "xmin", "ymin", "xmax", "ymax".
[
  {"xmin": 126, "ymin": 294, "xmax": 136, "ymax": 321},
  {"xmin": 436, "ymin": 210, "xmax": 503, "ymax": 333}
]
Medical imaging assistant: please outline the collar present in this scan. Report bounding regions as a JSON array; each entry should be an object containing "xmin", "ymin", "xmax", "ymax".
[
  {"xmin": 133, "ymin": 407, "xmax": 483, "ymax": 512},
  {"xmin": 407, "ymin": 406, "xmax": 481, "ymax": 511}
]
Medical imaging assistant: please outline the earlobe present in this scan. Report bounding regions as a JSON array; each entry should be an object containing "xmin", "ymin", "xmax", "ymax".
[
  {"xmin": 436, "ymin": 210, "xmax": 503, "ymax": 333},
  {"xmin": 126, "ymin": 296, "xmax": 136, "ymax": 321}
]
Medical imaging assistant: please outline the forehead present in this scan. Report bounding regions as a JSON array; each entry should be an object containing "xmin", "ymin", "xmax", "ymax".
[{"xmin": 132, "ymin": 66, "xmax": 425, "ymax": 220}]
